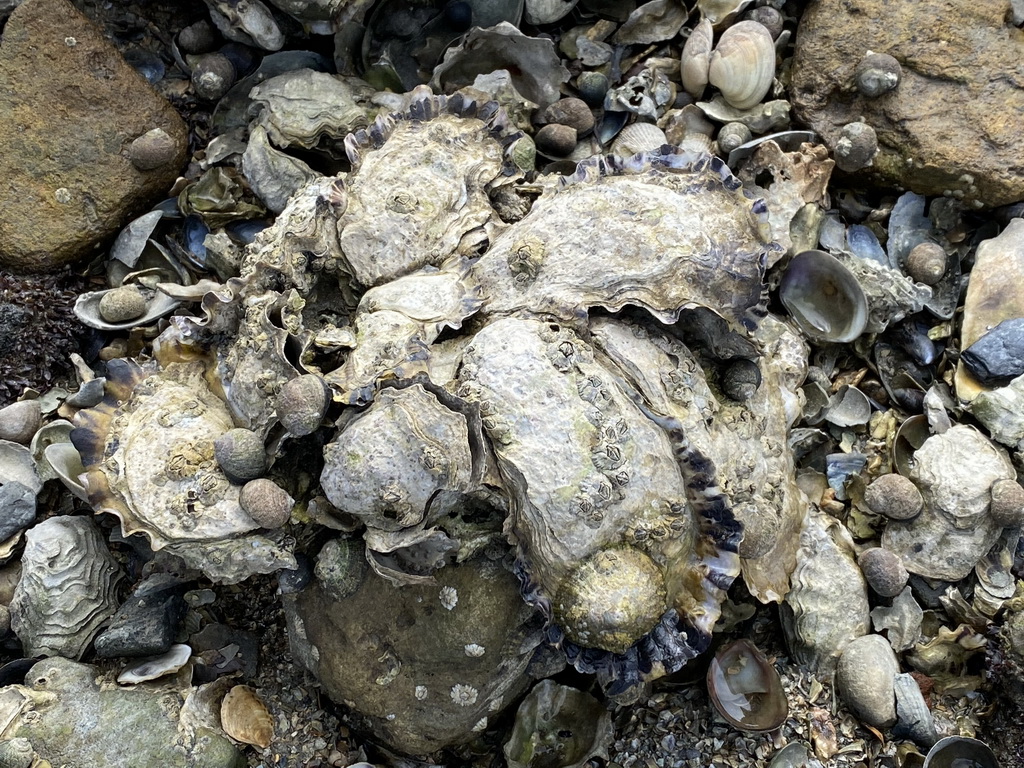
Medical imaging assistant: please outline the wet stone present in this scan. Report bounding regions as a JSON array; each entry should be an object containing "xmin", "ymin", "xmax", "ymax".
[
  {"xmin": 93, "ymin": 574, "xmax": 187, "ymax": 658},
  {"xmin": 961, "ymin": 317, "xmax": 1024, "ymax": 385},
  {"xmin": 0, "ymin": 0, "xmax": 187, "ymax": 272},
  {"xmin": 857, "ymin": 547, "xmax": 909, "ymax": 598},
  {"xmin": 836, "ymin": 634, "xmax": 899, "ymax": 728},
  {"xmin": 0, "ymin": 482, "xmax": 35, "ymax": 542}
]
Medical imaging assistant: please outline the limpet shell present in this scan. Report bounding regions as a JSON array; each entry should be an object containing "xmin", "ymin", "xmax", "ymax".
[
  {"xmin": 221, "ymin": 685, "xmax": 273, "ymax": 749},
  {"xmin": 707, "ymin": 21, "xmax": 776, "ymax": 111}
]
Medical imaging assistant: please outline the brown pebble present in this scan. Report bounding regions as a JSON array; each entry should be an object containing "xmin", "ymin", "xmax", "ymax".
[
  {"xmin": 240, "ymin": 478, "xmax": 294, "ymax": 529},
  {"xmin": 0, "ymin": 400, "xmax": 41, "ymax": 445},
  {"xmin": 129, "ymin": 128, "xmax": 178, "ymax": 171},
  {"xmin": 990, "ymin": 478, "xmax": 1024, "ymax": 528},
  {"xmin": 906, "ymin": 241, "xmax": 947, "ymax": 285},
  {"xmin": 864, "ymin": 473, "xmax": 923, "ymax": 520},
  {"xmin": 535, "ymin": 123, "xmax": 577, "ymax": 158},
  {"xmin": 857, "ymin": 547, "xmax": 909, "ymax": 597},
  {"xmin": 541, "ymin": 97, "xmax": 595, "ymax": 135}
]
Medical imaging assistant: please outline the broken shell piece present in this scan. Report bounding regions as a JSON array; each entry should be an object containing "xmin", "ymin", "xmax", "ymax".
[
  {"xmin": 707, "ymin": 639, "xmax": 787, "ymax": 732},
  {"xmin": 42, "ymin": 442, "xmax": 89, "ymax": 502},
  {"xmin": 708, "ymin": 21, "xmax": 776, "ymax": 111},
  {"xmin": 779, "ymin": 250, "xmax": 868, "ymax": 343},
  {"xmin": 524, "ymin": 0, "xmax": 579, "ymax": 25},
  {"xmin": 221, "ymin": 685, "xmax": 273, "ymax": 749},
  {"xmin": 680, "ymin": 17, "xmax": 713, "ymax": 99},
  {"xmin": 504, "ymin": 679, "xmax": 612, "ymax": 768},
  {"xmin": 9, "ymin": 516, "xmax": 123, "ymax": 660},
  {"xmin": 922, "ymin": 737, "xmax": 998, "ymax": 768},
  {"xmin": 117, "ymin": 644, "xmax": 193, "ymax": 684}
]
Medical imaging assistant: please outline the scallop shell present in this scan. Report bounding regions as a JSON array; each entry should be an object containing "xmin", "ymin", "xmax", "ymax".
[
  {"xmin": 220, "ymin": 685, "xmax": 273, "ymax": 749},
  {"xmin": 707, "ymin": 21, "xmax": 776, "ymax": 111},
  {"xmin": 680, "ymin": 18, "xmax": 714, "ymax": 99},
  {"xmin": 9, "ymin": 516, "xmax": 123, "ymax": 660}
]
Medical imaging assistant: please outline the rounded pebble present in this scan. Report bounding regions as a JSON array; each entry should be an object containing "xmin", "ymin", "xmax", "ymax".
[
  {"xmin": 855, "ymin": 52, "xmax": 902, "ymax": 98},
  {"xmin": 541, "ymin": 97, "xmax": 595, "ymax": 136},
  {"xmin": 857, "ymin": 547, "xmax": 909, "ymax": 597},
  {"xmin": 178, "ymin": 20, "xmax": 218, "ymax": 55},
  {"xmin": 906, "ymin": 241, "xmax": 947, "ymax": 285},
  {"xmin": 836, "ymin": 634, "xmax": 899, "ymax": 728},
  {"xmin": 129, "ymin": 128, "xmax": 178, "ymax": 171},
  {"xmin": 214, "ymin": 428, "xmax": 266, "ymax": 482},
  {"xmin": 990, "ymin": 478, "xmax": 1024, "ymax": 528},
  {"xmin": 0, "ymin": 401, "xmax": 41, "ymax": 445},
  {"xmin": 717, "ymin": 122, "xmax": 752, "ymax": 154},
  {"xmin": 721, "ymin": 358, "xmax": 761, "ymax": 402},
  {"xmin": 535, "ymin": 123, "xmax": 577, "ymax": 158},
  {"xmin": 834, "ymin": 121, "xmax": 878, "ymax": 172},
  {"xmin": 240, "ymin": 478, "xmax": 294, "ymax": 529},
  {"xmin": 864, "ymin": 473, "xmax": 923, "ymax": 520},
  {"xmin": 98, "ymin": 284, "xmax": 147, "ymax": 323},
  {"xmin": 577, "ymin": 71, "xmax": 609, "ymax": 108},
  {"xmin": 277, "ymin": 374, "xmax": 329, "ymax": 437},
  {"xmin": 191, "ymin": 52, "xmax": 236, "ymax": 101}
]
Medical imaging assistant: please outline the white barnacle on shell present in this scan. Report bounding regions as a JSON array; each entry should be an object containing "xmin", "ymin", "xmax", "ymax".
[
  {"xmin": 472, "ymin": 717, "xmax": 488, "ymax": 732},
  {"xmin": 414, "ymin": 685, "xmax": 428, "ymax": 701},
  {"xmin": 450, "ymin": 683, "xmax": 478, "ymax": 707},
  {"xmin": 464, "ymin": 643, "xmax": 485, "ymax": 657},
  {"xmin": 439, "ymin": 585, "xmax": 458, "ymax": 610}
]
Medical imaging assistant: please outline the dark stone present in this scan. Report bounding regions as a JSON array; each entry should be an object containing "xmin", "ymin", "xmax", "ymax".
[
  {"xmin": 0, "ymin": 481, "xmax": 36, "ymax": 541},
  {"xmin": 961, "ymin": 317, "xmax": 1024, "ymax": 385},
  {"xmin": 93, "ymin": 573, "xmax": 187, "ymax": 658}
]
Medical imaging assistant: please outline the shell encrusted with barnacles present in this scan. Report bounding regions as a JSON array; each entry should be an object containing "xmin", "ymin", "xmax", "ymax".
[{"xmin": 73, "ymin": 86, "xmax": 803, "ymax": 694}]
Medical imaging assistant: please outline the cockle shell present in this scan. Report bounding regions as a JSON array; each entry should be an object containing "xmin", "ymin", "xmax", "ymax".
[
  {"xmin": 9, "ymin": 516, "xmax": 122, "ymax": 660},
  {"xmin": 609, "ymin": 122, "xmax": 668, "ymax": 157},
  {"xmin": 708, "ymin": 21, "xmax": 776, "ymax": 111},
  {"xmin": 70, "ymin": 360, "xmax": 295, "ymax": 584},
  {"xmin": 681, "ymin": 18, "xmax": 714, "ymax": 99}
]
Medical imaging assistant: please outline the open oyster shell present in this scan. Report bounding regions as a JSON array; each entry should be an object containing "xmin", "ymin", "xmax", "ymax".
[{"xmin": 71, "ymin": 360, "xmax": 295, "ymax": 584}]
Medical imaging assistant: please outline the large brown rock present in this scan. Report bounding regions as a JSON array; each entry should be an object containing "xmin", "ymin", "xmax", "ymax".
[
  {"xmin": 790, "ymin": 0, "xmax": 1024, "ymax": 208},
  {"xmin": 0, "ymin": 0, "xmax": 187, "ymax": 272}
]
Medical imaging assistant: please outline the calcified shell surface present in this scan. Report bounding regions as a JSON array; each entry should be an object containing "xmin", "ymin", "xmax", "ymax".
[{"xmin": 79, "ymin": 88, "xmax": 807, "ymax": 694}]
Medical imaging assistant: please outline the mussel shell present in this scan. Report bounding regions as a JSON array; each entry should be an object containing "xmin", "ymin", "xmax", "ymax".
[{"xmin": 779, "ymin": 250, "xmax": 868, "ymax": 343}]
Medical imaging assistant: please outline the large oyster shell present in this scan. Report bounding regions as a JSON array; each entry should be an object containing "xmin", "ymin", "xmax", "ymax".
[
  {"xmin": 470, "ymin": 147, "xmax": 775, "ymax": 331},
  {"xmin": 9, "ymin": 516, "xmax": 122, "ymax": 660},
  {"xmin": 457, "ymin": 316, "xmax": 742, "ymax": 692},
  {"xmin": 71, "ymin": 360, "xmax": 295, "ymax": 583}
]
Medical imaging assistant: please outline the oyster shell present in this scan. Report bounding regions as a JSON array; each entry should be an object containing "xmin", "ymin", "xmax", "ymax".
[
  {"xmin": 781, "ymin": 508, "xmax": 871, "ymax": 677},
  {"xmin": 457, "ymin": 316, "xmax": 742, "ymax": 691},
  {"xmin": 882, "ymin": 425, "xmax": 1016, "ymax": 581},
  {"xmin": 71, "ymin": 360, "xmax": 295, "ymax": 584},
  {"xmin": 470, "ymin": 147, "xmax": 775, "ymax": 332},
  {"xmin": 9, "ymin": 516, "xmax": 122, "ymax": 660}
]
